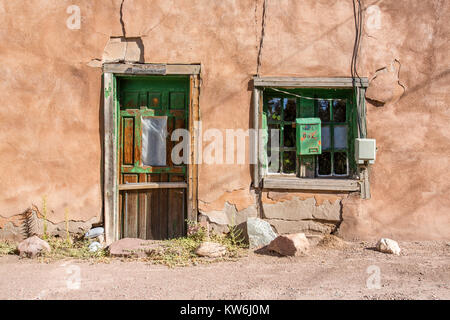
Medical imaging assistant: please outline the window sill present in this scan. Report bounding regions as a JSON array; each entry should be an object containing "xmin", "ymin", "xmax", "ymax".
[{"xmin": 262, "ymin": 176, "xmax": 360, "ymax": 192}]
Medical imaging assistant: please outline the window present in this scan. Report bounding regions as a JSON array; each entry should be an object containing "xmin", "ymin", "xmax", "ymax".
[
  {"xmin": 263, "ymin": 88, "xmax": 356, "ymax": 178},
  {"xmin": 141, "ymin": 116, "xmax": 167, "ymax": 166},
  {"xmin": 317, "ymin": 98, "xmax": 349, "ymax": 176},
  {"xmin": 266, "ymin": 97, "xmax": 297, "ymax": 174}
]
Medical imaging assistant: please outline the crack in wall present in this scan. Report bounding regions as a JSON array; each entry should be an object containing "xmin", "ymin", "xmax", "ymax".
[
  {"xmin": 393, "ymin": 58, "xmax": 406, "ymax": 95},
  {"xmin": 332, "ymin": 199, "xmax": 345, "ymax": 235},
  {"xmin": 119, "ymin": 0, "xmax": 129, "ymax": 60},
  {"xmin": 254, "ymin": 0, "xmax": 259, "ymax": 54},
  {"xmin": 120, "ymin": 0, "xmax": 127, "ymax": 38},
  {"xmin": 0, "ymin": 210, "xmax": 97, "ymax": 227},
  {"xmin": 141, "ymin": 0, "xmax": 174, "ymax": 36},
  {"xmin": 367, "ymin": 58, "xmax": 407, "ymax": 106},
  {"xmin": 256, "ymin": 0, "xmax": 267, "ymax": 75}
]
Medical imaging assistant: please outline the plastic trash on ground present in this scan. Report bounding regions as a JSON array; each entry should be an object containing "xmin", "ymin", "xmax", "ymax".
[
  {"xmin": 85, "ymin": 227, "xmax": 104, "ymax": 239},
  {"xmin": 89, "ymin": 241, "xmax": 102, "ymax": 252}
]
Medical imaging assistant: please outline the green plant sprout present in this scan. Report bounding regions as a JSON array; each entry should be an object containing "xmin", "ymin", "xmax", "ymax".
[
  {"xmin": 42, "ymin": 195, "xmax": 48, "ymax": 240},
  {"xmin": 65, "ymin": 207, "xmax": 70, "ymax": 244}
]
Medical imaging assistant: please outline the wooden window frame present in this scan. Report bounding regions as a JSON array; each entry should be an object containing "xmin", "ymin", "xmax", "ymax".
[
  {"xmin": 103, "ymin": 63, "xmax": 201, "ymax": 244},
  {"xmin": 253, "ymin": 77, "xmax": 369, "ymax": 194}
]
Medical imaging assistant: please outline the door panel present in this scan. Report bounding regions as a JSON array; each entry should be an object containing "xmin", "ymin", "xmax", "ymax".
[
  {"xmin": 118, "ymin": 76, "xmax": 189, "ymax": 240},
  {"xmin": 168, "ymin": 175, "xmax": 186, "ymax": 238},
  {"xmin": 122, "ymin": 174, "xmax": 138, "ymax": 238},
  {"xmin": 122, "ymin": 117, "xmax": 135, "ymax": 166}
]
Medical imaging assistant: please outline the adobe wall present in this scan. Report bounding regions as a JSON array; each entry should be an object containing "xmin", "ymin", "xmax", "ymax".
[{"xmin": 0, "ymin": 0, "xmax": 448, "ymax": 241}]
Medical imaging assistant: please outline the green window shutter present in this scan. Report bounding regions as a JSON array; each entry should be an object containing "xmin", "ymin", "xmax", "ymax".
[
  {"xmin": 299, "ymin": 98, "xmax": 315, "ymax": 177},
  {"xmin": 261, "ymin": 111, "xmax": 268, "ymax": 170},
  {"xmin": 299, "ymin": 98, "xmax": 315, "ymax": 118}
]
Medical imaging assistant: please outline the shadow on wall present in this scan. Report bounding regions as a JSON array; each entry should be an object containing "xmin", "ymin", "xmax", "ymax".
[
  {"xmin": 203, "ymin": 3, "xmax": 374, "ymax": 201},
  {"xmin": 99, "ymin": 36, "xmax": 146, "ymax": 225},
  {"xmin": 99, "ymin": 74, "xmax": 105, "ymax": 226}
]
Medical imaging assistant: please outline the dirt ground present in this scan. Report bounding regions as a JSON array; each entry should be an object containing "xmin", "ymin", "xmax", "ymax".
[{"xmin": 0, "ymin": 240, "xmax": 448, "ymax": 300}]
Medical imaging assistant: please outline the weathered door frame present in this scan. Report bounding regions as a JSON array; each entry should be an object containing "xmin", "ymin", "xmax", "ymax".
[{"xmin": 103, "ymin": 63, "xmax": 201, "ymax": 244}]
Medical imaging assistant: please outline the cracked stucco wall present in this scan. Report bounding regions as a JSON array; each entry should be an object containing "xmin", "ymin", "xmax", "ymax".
[
  {"xmin": 0, "ymin": 0, "xmax": 449, "ymax": 241},
  {"xmin": 261, "ymin": 192, "xmax": 343, "ymax": 235},
  {"xmin": 0, "ymin": 210, "xmax": 97, "ymax": 242}
]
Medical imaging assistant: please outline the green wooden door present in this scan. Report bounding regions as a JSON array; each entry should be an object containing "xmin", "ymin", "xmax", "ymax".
[{"xmin": 118, "ymin": 76, "xmax": 189, "ymax": 240}]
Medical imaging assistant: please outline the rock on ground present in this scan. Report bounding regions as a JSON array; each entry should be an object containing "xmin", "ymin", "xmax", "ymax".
[
  {"xmin": 17, "ymin": 236, "xmax": 51, "ymax": 258},
  {"xmin": 195, "ymin": 242, "xmax": 227, "ymax": 258},
  {"xmin": 267, "ymin": 233, "xmax": 310, "ymax": 256},
  {"xmin": 318, "ymin": 234, "xmax": 348, "ymax": 249},
  {"xmin": 247, "ymin": 218, "xmax": 277, "ymax": 249},
  {"xmin": 376, "ymin": 238, "xmax": 401, "ymax": 255},
  {"xmin": 108, "ymin": 238, "xmax": 163, "ymax": 258}
]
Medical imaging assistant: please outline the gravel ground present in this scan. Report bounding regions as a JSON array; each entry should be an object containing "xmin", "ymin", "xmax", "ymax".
[{"xmin": 0, "ymin": 240, "xmax": 448, "ymax": 300}]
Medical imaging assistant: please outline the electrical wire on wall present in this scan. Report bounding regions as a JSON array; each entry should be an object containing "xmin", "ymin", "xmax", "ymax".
[
  {"xmin": 351, "ymin": 0, "xmax": 367, "ymax": 139},
  {"xmin": 352, "ymin": 0, "xmax": 371, "ymax": 199},
  {"xmin": 351, "ymin": 0, "xmax": 363, "ymax": 82}
]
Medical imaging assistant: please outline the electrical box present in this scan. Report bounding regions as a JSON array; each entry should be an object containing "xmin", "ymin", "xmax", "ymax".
[
  {"xmin": 296, "ymin": 118, "xmax": 322, "ymax": 155},
  {"xmin": 355, "ymin": 138, "xmax": 376, "ymax": 164}
]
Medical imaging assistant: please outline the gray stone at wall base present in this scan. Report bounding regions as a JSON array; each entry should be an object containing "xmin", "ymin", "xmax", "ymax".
[
  {"xmin": 0, "ymin": 215, "xmax": 97, "ymax": 243},
  {"xmin": 262, "ymin": 197, "xmax": 341, "ymax": 222},
  {"xmin": 0, "ymin": 222, "xmax": 23, "ymax": 242},
  {"xmin": 198, "ymin": 203, "xmax": 258, "ymax": 236},
  {"xmin": 247, "ymin": 218, "xmax": 278, "ymax": 249},
  {"xmin": 198, "ymin": 214, "xmax": 229, "ymax": 234},
  {"xmin": 267, "ymin": 219, "xmax": 337, "ymax": 235}
]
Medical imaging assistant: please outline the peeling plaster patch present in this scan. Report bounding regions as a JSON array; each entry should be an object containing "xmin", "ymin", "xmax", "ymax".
[
  {"xmin": 336, "ymin": 193, "xmax": 372, "ymax": 240},
  {"xmin": 102, "ymin": 37, "xmax": 127, "ymax": 63},
  {"xmin": 262, "ymin": 197, "xmax": 341, "ymax": 222},
  {"xmin": 199, "ymin": 201, "xmax": 258, "ymax": 234},
  {"xmin": 366, "ymin": 59, "xmax": 406, "ymax": 106},
  {"xmin": 102, "ymin": 37, "xmax": 144, "ymax": 64},
  {"xmin": 203, "ymin": 202, "xmax": 238, "ymax": 226},
  {"xmin": 87, "ymin": 59, "xmax": 102, "ymax": 68},
  {"xmin": 0, "ymin": 214, "xmax": 23, "ymax": 229},
  {"xmin": 264, "ymin": 191, "xmax": 343, "ymax": 207},
  {"xmin": 198, "ymin": 188, "xmax": 256, "ymax": 212},
  {"xmin": 200, "ymin": 201, "xmax": 258, "ymax": 225},
  {"xmin": 124, "ymin": 38, "xmax": 145, "ymax": 63}
]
